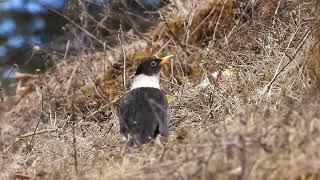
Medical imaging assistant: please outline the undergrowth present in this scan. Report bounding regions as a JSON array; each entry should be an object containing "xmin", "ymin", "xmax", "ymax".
[{"xmin": 1, "ymin": 0, "xmax": 320, "ymax": 179}]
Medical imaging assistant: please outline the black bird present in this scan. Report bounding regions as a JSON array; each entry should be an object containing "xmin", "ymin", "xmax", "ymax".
[{"xmin": 119, "ymin": 55, "xmax": 173, "ymax": 146}]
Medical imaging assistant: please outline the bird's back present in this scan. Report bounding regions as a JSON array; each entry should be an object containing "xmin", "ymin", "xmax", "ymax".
[{"xmin": 119, "ymin": 87, "xmax": 169, "ymax": 144}]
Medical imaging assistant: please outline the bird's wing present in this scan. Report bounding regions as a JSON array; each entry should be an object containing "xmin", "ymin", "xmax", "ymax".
[
  {"xmin": 119, "ymin": 88, "xmax": 170, "ymax": 142},
  {"xmin": 120, "ymin": 90, "xmax": 158, "ymax": 143},
  {"xmin": 152, "ymin": 90, "xmax": 170, "ymax": 137},
  {"xmin": 120, "ymin": 92, "xmax": 139, "ymax": 119}
]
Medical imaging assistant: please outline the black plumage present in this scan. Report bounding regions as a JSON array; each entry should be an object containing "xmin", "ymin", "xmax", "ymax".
[
  {"xmin": 120, "ymin": 87, "xmax": 169, "ymax": 144},
  {"xmin": 119, "ymin": 55, "xmax": 173, "ymax": 146}
]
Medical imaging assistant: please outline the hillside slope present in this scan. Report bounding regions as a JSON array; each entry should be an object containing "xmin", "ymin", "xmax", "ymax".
[{"xmin": 1, "ymin": 0, "xmax": 320, "ymax": 179}]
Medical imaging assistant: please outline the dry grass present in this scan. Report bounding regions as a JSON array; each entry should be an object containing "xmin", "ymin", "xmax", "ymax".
[{"xmin": 1, "ymin": 0, "xmax": 320, "ymax": 179}]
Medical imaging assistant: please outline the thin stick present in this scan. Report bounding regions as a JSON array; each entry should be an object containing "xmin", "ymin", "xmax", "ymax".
[
  {"xmin": 28, "ymin": 69, "xmax": 43, "ymax": 152},
  {"xmin": 18, "ymin": 129, "xmax": 57, "ymax": 138},
  {"xmin": 212, "ymin": 0, "xmax": 226, "ymax": 46},
  {"xmin": 64, "ymin": 64, "xmax": 78, "ymax": 96},
  {"xmin": 159, "ymin": 12, "xmax": 190, "ymax": 56},
  {"xmin": 272, "ymin": 0, "xmax": 282, "ymax": 25},
  {"xmin": 85, "ymin": 96, "xmax": 120, "ymax": 119},
  {"xmin": 261, "ymin": 24, "xmax": 313, "ymax": 96},
  {"xmin": 118, "ymin": 25, "xmax": 127, "ymax": 91},
  {"xmin": 11, "ymin": 173, "xmax": 33, "ymax": 179},
  {"xmin": 28, "ymin": 117, "xmax": 41, "ymax": 152},
  {"xmin": 78, "ymin": 57, "xmax": 108, "ymax": 103},
  {"xmin": 159, "ymin": 145, "xmax": 168, "ymax": 162},
  {"xmin": 72, "ymin": 122, "xmax": 78, "ymax": 176},
  {"xmin": 71, "ymin": 73, "xmax": 79, "ymax": 176},
  {"xmin": 63, "ymin": 40, "xmax": 70, "ymax": 60},
  {"xmin": 190, "ymin": 0, "xmax": 221, "ymax": 36},
  {"xmin": 46, "ymin": 6, "xmax": 118, "ymax": 53}
]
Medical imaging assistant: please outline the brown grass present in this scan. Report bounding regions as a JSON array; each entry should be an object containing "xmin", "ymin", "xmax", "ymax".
[{"xmin": 1, "ymin": 0, "xmax": 320, "ymax": 179}]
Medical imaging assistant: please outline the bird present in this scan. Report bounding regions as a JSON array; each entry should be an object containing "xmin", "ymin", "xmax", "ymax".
[{"xmin": 119, "ymin": 55, "xmax": 173, "ymax": 146}]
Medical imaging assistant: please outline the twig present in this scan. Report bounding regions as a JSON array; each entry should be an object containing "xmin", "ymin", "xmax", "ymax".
[
  {"xmin": 159, "ymin": 12, "xmax": 190, "ymax": 56},
  {"xmin": 260, "ymin": 24, "xmax": 313, "ymax": 96},
  {"xmin": 155, "ymin": 39, "xmax": 173, "ymax": 55},
  {"xmin": 13, "ymin": 72, "xmax": 38, "ymax": 79},
  {"xmin": 45, "ymin": 6, "xmax": 118, "ymax": 53},
  {"xmin": 190, "ymin": 0, "xmax": 221, "ymax": 36},
  {"xmin": 18, "ymin": 129, "xmax": 57, "ymax": 138},
  {"xmin": 71, "ymin": 73, "xmax": 79, "ymax": 176},
  {"xmin": 63, "ymin": 40, "xmax": 70, "ymax": 60},
  {"xmin": 4, "ymin": 129, "xmax": 57, "ymax": 153},
  {"xmin": 123, "ymin": 13, "xmax": 144, "ymax": 37},
  {"xmin": 28, "ymin": 69, "xmax": 44, "ymax": 153},
  {"xmin": 118, "ymin": 25, "xmax": 127, "ymax": 91},
  {"xmin": 184, "ymin": 9, "xmax": 195, "ymax": 46},
  {"xmin": 272, "ymin": 0, "xmax": 282, "ymax": 25},
  {"xmin": 78, "ymin": 57, "xmax": 108, "ymax": 103},
  {"xmin": 85, "ymin": 12, "xmax": 116, "ymax": 34},
  {"xmin": 85, "ymin": 96, "xmax": 120, "ymax": 119},
  {"xmin": 212, "ymin": 0, "xmax": 227, "ymax": 46},
  {"xmin": 64, "ymin": 64, "xmax": 78, "ymax": 96},
  {"xmin": 159, "ymin": 145, "xmax": 168, "ymax": 162},
  {"xmin": 12, "ymin": 173, "xmax": 33, "ymax": 179},
  {"xmin": 72, "ymin": 121, "xmax": 78, "ymax": 176}
]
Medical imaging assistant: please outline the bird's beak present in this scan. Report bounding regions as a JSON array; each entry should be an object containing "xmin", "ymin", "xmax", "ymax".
[{"xmin": 160, "ymin": 55, "xmax": 174, "ymax": 65}]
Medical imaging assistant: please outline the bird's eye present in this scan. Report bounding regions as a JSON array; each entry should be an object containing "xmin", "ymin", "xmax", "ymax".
[{"xmin": 150, "ymin": 61, "xmax": 157, "ymax": 67}]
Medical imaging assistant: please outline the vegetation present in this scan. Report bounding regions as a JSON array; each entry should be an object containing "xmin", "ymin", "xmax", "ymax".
[{"xmin": 1, "ymin": 0, "xmax": 320, "ymax": 179}]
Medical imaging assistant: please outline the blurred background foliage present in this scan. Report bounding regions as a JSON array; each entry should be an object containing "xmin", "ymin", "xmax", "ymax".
[{"xmin": 0, "ymin": 0, "xmax": 166, "ymax": 88}]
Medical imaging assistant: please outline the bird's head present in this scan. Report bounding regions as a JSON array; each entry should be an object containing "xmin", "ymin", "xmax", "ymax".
[{"xmin": 135, "ymin": 55, "xmax": 174, "ymax": 76}]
